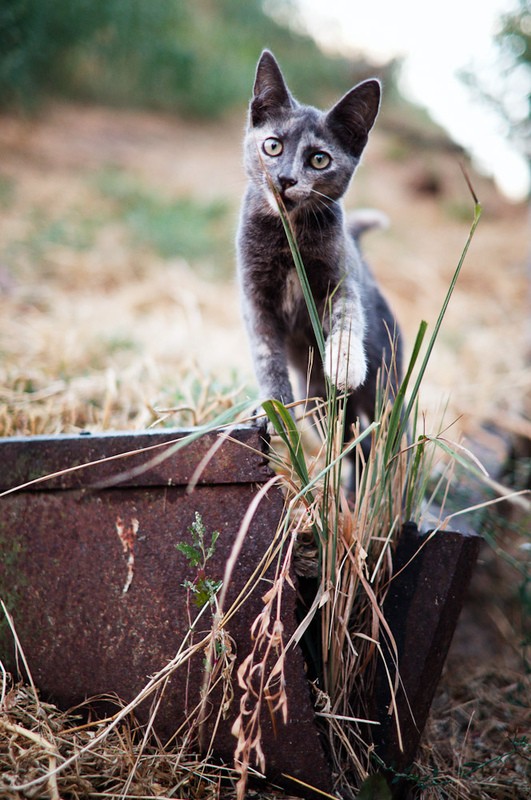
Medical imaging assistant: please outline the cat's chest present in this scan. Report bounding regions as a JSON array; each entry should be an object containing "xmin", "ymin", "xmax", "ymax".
[
  {"xmin": 279, "ymin": 267, "xmax": 330, "ymax": 335},
  {"xmin": 281, "ymin": 268, "xmax": 303, "ymax": 319}
]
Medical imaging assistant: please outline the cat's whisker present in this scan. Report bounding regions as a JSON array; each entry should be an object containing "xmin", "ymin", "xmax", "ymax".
[
  {"xmin": 304, "ymin": 199, "xmax": 334, "ymax": 240},
  {"xmin": 308, "ymin": 193, "xmax": 336, "ymax": 219},
  {"xmin": 307, "ymin": 206, "xmax": 326, "ymax": 241},
  {"xmin": 310, "ymin": 188, "xmax": 340, "ymax": 206}
]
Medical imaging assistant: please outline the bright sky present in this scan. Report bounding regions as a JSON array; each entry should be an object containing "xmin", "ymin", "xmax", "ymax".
[{"xmin": 294, "ymin": 0, "xmax": 529, "ymax": 200}]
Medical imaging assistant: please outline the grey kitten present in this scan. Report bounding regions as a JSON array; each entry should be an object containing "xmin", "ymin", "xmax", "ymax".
[{"xmin": 237, "ymin": 50, "xmax": 401, "ymax": 447}]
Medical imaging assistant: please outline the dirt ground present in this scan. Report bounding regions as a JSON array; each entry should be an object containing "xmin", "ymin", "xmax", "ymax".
[{"xmin": 0, "ymin": 103, "xmax": 529, "ymax": 797}]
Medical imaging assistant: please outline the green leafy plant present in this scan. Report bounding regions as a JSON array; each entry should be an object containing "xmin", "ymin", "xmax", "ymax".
[{"xmin": 177, "ymin": 512, "xmax": 222, "ymax": 609}]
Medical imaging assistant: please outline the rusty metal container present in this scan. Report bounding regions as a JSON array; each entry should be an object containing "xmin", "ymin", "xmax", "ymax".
[
  {"xmin": 0, "ymin": 426, "xmax": 331, "ymax": 795},
  {"xmin": 0, "ymin": 426, "xmax": 482, "ymax": 798}
]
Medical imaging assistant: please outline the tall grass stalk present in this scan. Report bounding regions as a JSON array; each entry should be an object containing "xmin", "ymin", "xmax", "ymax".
[{"xmin": 257, "ymin": 186, "xmax": 483, "ymax": 791}]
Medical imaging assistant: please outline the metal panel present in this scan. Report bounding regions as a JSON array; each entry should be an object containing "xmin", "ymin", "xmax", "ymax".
[
  {"xmin": 371, "ymin": 522, "xmax": 481, "ymax": 787},
  {"xmin": 0, "ymin": 427, "xmax": 331, "ymax": 797}
]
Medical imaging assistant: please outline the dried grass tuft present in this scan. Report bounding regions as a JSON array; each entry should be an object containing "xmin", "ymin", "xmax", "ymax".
[
  {"xmin": 0, "ymin": 677, "xmax": 237, "ymax": 800},
  {"xmin": 411, "ymin": 667, "xmax": 530, "ymax": 799}
]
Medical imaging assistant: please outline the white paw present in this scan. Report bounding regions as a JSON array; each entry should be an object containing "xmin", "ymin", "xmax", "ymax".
[{"xmin": 325, "ymin": 331, "xmax": 367, "ymax": 391}]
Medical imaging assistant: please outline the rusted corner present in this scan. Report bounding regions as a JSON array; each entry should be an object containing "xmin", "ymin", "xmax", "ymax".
[{"xmin": 370, "ymin": 523, "xmax": 482, "ymax": 779}]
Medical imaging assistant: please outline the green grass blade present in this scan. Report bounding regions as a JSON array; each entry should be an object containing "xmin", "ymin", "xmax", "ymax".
[
  {"xmin": 404, "ymin": 435, "xmax": 426, "ymax": 520},
  {"xmin": 384, "ymin": 320, "xmax": 428, "ymax": 463},
  {"xmin": 275, "ymin": 198, "xmax": 326, "ymax": 360},
  {"xmin": 402, "ymin": 201, "xmax": 482, "ymax": 426},
  {"xmin": 262, "ymin": 399, "xmax": 312, "ymax": 491}
]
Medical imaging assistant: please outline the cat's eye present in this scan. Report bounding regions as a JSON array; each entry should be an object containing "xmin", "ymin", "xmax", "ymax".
[
  {"xmin": 310, "ymin": 151, "xmax": 331, "ymax": 170},
  {"xmin": 263, "ymin": 137, "xmax": 283, "ymax": 157}
]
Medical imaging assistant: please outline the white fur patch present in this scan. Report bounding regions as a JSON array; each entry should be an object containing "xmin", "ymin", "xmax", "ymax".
[
  {"xmin": 325, "ymin": 329, "xmax": 367, "ymax": 391},
  {"xmin": 282, "ymin": 269, "xmax": 302, "ymax": 317},
  {"xmin": 254, "ymin": 339, "xmax": 272, "ymax": 361},
  {"xmin": 265, "ymin": 188, "xmax": 281, "ymax": 214}
]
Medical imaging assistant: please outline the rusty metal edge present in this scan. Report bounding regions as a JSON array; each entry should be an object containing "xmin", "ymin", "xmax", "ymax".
[{"xmin": 0, "ymin": 425, "xmax": 272, "ymax": 491}]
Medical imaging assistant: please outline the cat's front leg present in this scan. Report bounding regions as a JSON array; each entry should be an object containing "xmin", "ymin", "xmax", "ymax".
[
  {"xmin": 325, "ymin": 329, "xmax": 367, "ymax": 391},
  {"xmin": 252, "ymin": 337, "xmax": 294, "ymax": 407},
  {"xmin": 243, "ymin": 307, "xmax": 295, "ymax": 429},
  {"xmin": 254, "ymin": 341, "xmax": 295, "ymax": 433},
  {"xmin": 324, "ymin": 294, "xmax": 367, "ymax": 392}
]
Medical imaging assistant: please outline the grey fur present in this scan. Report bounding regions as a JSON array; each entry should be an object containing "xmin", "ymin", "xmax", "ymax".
[{"xmin": 237, "ymin": 50, "xmax": 401, "ymax": 441}]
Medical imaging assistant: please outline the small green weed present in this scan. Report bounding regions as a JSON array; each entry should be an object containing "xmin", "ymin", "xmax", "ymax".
[{"xmin": 177, "ymin": 512, "xmax": 221, "ymax": 609}]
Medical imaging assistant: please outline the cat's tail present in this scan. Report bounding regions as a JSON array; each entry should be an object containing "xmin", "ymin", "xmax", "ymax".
[{"xmin": 347, "ymin": 208, "xmax": 389, "ymax": 240}]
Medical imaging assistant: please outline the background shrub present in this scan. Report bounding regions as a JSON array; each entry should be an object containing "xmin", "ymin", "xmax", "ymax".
[{"xmin": 0, "ymin": 0, "xmax": 394, "ymax": 117}]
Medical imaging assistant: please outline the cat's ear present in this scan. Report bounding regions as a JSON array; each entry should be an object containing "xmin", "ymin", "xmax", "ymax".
[
  {"xmin": 251, "ymin": 50, "xmax": 294, "ymax": 126},
  {"xmin": 327, "ymin": 79, "xmax": 381, "ymax": 157}
]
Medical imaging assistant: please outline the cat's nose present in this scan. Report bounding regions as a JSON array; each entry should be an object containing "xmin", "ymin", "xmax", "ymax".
[{"xmin": 279, "ymin": 175, "xmax": 297, "ymax": 192}]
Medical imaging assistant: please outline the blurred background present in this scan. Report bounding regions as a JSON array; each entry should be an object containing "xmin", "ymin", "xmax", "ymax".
[{"xmin": 0, "ymin": 0, "xmax": 528, "ymax": 441}]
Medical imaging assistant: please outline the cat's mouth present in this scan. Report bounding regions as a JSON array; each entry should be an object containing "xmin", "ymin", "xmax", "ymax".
[{"xmin": 265, "ymin": 186, "xmax": 300, "ymax": 214}]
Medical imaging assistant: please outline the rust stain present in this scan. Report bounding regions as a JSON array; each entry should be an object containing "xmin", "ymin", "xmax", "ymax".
[{"xmin": 115, "ymin": 516, "xmax": 139, "ymax": 594}]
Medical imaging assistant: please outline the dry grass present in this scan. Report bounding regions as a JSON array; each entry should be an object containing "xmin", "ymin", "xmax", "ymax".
[
  {"xmin": 413, "ymin": 668, "xmax": 529, "ymax": 799},
  {"xmin": 0, "ymin": 103, "xmax": 529, "ymax": 798},
  {"xmin": 0, "ymin": 678, "xmax": 245, "ymax": 799}
]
